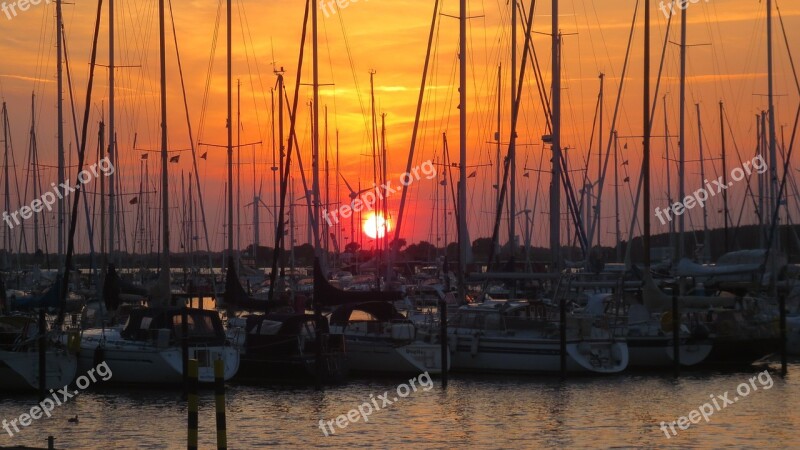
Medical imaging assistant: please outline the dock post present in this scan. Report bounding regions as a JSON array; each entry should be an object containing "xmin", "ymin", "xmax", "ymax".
[
  {"xmin": 559, "ymin": 291, "xmax": 566, "ymax": 379},
  {"xmin": 38, "ymin": 309, "xmax": 47, "ymax": 401},
  {"xmin": 214, "ymin": 359, "xmax": 228, "ymax": 450},
  {"xmin": 188, "ymin": 359, "xmax": 198, "ymax": 450},
  {"xmin": 182, "ymin": 306, "xmax": 189, "ymax": 393},
  {"xmin": 439, "ymin": 297, "xmax": 448, "ymax": 388},
  {"xmin": 672, "ymin": 294, "xmax": 680, "ymax": 378},
  {"xmin": 780, "ymin": 293, "xmax": 787, "ymax": 375}
]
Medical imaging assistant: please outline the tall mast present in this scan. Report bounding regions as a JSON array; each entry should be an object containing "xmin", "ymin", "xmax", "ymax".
[
  {"xmin": 597, "ymin": 73, "xmax": 604, "ymax": 249},
  {"xmin": 496, "ymin": 64, "xmax": 501, "ymax": 218},
  {"xmin": 678, "ymin": 1, "xmax": 687, "ymax": 266},
  {"xmin": 226, "ymin": 0, "xmax": 233, "ymax": 260},
  {"xmin": 549, "ymin": 2, "xmax": 561, "ymax": 269},
  {"xmin": 614, "ymin": 131, "xmax": 620, "ymax": 261},
  {"xmin": 696, "ymin": 103, "xmax": 709, "ymax": 262},
  {"xmin": 509, "ymin": 0, "xmax": 516, "ymax": 263},
  {"xmin": 2, "ymin": 103, "xmax": 10, "ymax": 265},
  {"xmin": 312, "ymin": 0, "xmax": 322, "ymax": 260},
  {"xmin": 324, "ymin": 105, "xmax": 330, "ymax": 257},
  {"xmin": 30, "ymin": 94, "xmax": 40, "ymax": 254},
  {"xmin": 237, "ymin": 79, "xmax": 241, "ymax": 256},
  {"xmin": 277, "ymin": 71, "xmax": 285, "ymax": 261},
  {"xmin": 665, "ymin": 95, "xmax": 675, "ymax": 259},
  {"xmin": 719, "ymin": 101, "xmax": 728, "ymax": 252},
  {"xmin": 766, "ymin": 0, "xmax": 779, "ymax": 259},
  {"xmin": 108, "ymin": 0, "xmax": 115, "ymax": 264},
  {"xmin": 56, "ymin": 0, "xmax": 65, "ymax": 263},
  {"xmin": 643, "ymin": 0, "xmax": 652, "ymax": 270},
  {"xmin": 457, "ymin": 0, "xmax": 468, "ymax": 300},
  {"xmin": 369, "ymin": 71, "xmax": 378, "ymax": 254},
  {"xmin": 158, "ymin": 0, "xmax": 170, "ymax": 279}
]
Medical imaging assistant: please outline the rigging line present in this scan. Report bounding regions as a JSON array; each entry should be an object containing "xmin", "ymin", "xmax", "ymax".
[
  {"xmin": 235, "ymin": 0, "xmax": 270, "ymax": 166},
  {"xmin": 268, "ymin": 0, "xmax": 310, "ymax": 304},
  {"xmin": 334, "ymin": 5, "xmax": 371, "ymax": 142},
  {"xmin": 588, "ymin": 0, "xmax": 642, "ymax": 250},
  {"xmin": 57, "ymin": 0, "xmax": 104, "ymax": 327},
  {"xmin": 168, "ymin": 0, "xmax": 217, "ymax": 292},
  {"xmin": 724, "ymin": 109, "xmax": 763, "ymax": 242},
  {"xmin": 62, "ymin": 24, "xmax": 97, "ymax": 261},
  {"xmin": 196, "ymin": 0, "xmax": 224, "ymax": 146}
]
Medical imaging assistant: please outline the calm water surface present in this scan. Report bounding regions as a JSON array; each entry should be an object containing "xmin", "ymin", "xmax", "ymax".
[{"xmin": 1, "ymin": 361, "xmax": 799, "ymax": 449}]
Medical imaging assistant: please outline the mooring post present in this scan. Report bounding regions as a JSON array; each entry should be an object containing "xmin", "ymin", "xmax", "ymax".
[
  {"xmin": 38, "ymin": 309, "xmax": 47, "ymax": 401},
  {"xmin": 439, "ymin": 297, "xmax": 448, "ymax": 388},
  {"xmin": 780, "ymin": 293, "xmax": 787, "ymax": 376},
  {"xmin": 187, "ymin": 359, "xmax": 198, "ymax": 450},
  {"xmin": 182, "ymin": 306, "xmax": 189, "ymax": 393},
  {"xmin": 559, "ymin": 292, "xmax": 567, "ymax": 379},
  {"xmin": 214, "ymin": 359, "xmax": 228, "ymax": 450},
  {"xmin": 672, "ymin": 294, "xmax": 680, "ymax": 378}
]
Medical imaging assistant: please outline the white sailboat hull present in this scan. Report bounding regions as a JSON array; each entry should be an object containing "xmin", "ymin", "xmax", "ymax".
[
  {"xmin": 341, "ymin": 337, "xmax": 447, "ymax": 374},
  {"xmin": 448, "ymin": 333, "xmax": 628, "ymax": 374},
  {"xmin": 78, "ymin": 329, "xmax": 239, "ymax": 384},
  {"xmin": 0, "ymin": 349, "xmax": 77, "ymax": 391},
  {"xmin": 626, "ymin": 336, "xmax": 713, "ymax": 367}
]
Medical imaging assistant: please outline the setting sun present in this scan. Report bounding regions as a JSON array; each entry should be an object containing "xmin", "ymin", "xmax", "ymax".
[{"xmin": 363, "ymin": 213, "xmax": 391, "ymax": 239}]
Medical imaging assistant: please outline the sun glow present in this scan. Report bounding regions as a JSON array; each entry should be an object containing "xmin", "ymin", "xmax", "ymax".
[{"xmin": 363, "ymin": 213, "xmax": 391, "ymax": 239}]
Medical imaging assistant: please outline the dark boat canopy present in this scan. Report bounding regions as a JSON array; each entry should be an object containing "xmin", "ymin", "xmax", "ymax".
[
  {"xmin": 242, "ymin": 313, "xmax": 329, "ymax": 335},
  {"xmin": 329, "ymin": 301, "xmax": 406, "ymax": 326},
  {"xmin": 313, "ymin": 258, "xmax": 403, "ymax": 307},
  {"xmin": 121, "ymin": 307, "xmax": 226, "ymax": 343}
]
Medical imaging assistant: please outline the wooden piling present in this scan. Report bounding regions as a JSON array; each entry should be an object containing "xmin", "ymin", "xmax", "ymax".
[
  {"xmin": 439, "ymin": 297, "xmax": 448, "ymax": 388},
  {"xmin": 214, "ymin": 359, "xmax": 227, "ymax": 450},
  {"xmin": 38, "ymin": 309, "xmax": 46, "ymax": 401},
  {"xmin": 187, "ymin": 359, "xmax": 198, "ymax": 450},
  {"xmin": 780, "ymin": 293, "xmax": 787, "ymax": 375},
  {"xmin": 672, "ymin": 294, "xmax": 680, "ymax": 378}
]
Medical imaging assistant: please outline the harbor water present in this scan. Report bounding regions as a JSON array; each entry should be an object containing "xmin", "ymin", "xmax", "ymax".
[{"xmin": 1, "ymin": 361, "xmax": 799, "ymax": 449}]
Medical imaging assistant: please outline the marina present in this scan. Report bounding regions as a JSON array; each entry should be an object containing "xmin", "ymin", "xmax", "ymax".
[{"xmin": 0, "ymin": 0, "xmax": 799, "ymax": 447}]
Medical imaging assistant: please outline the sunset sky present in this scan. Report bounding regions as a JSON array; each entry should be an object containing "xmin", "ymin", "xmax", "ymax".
[{"xmin": 0, "ymin": 0, "xmax": 798, "ymax": 257}]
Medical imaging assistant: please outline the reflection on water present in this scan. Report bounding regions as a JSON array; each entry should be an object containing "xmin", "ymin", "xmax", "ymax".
[{"xmin": 2, "ymin": 362, "xmax": 800, "ymax": 449}]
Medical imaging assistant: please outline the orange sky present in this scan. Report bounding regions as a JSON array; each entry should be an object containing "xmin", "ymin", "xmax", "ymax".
[{"xmin": 0, "ymin": 0, "xmax": 799, "ymax": 256}]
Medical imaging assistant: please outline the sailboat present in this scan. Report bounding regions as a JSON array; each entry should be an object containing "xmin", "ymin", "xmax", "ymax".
[
  {"xmin": 0, "ymin": 275, "xmax": 77, "ymax": 391},
  {"xmin": 318, "ymin": 260, "xmax": 447, "ymax": 374},
  {"xmin": 74, "ymin": 0, "xmax": 239, "ymax": 384}
]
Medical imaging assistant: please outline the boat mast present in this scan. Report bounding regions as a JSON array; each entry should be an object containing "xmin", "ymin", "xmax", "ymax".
[
  {"xmin": 696, "ymin": 103, "xmax": 709, "ymax": 262},
  {"xmin": 509, "ymin": 0, "xmax": 516, "ymax": 265},
  {"xmin": 665, "ymin": 95, "xmax": 675, "ymax": 259},
  {"xmin": 614, "ymin": 130, "xmax": 620, "ymax": 262},
  {"xmin": 159, "ymin": 0, "xmax": 170, "ymax": 286},
  {"xmin": 597, "ymin": 73, "xmax": 604, "ymax": 249},
  {"xmin": 311, "ymin": 0, "xmax": 322, "ymax": 262},
  {"xmin": 766, "ymin": 0, "xmax": 779, "ymax": 279},
  {"xmin": 719, "ymin": 101, "xmax": 729, "ymax": 252},
  {"xmin": 549, "ymin": 1, "xmax": 561, "ymax": 270},
  {"xmin": 108, "ymin": 0, "xmax": 115, "ymax": 266},
  {"xmin": 643, "ymin": 0, "xmax": 652, "ymax": 271},
  {"xmin": 2, "ymin": 103, "xmax": 10, "ymax": 266},
  {"xmin": 237, "ymin": 79, "xmax": 241, "ymax": 256},
  {"xmin": 226, "ymin": 0, "xmax": 234, "ymax": 265},
  {"xmin": 678, "ymin": 0, "xmax": 686, "ymax": 267},
  {"xmin": 30, "ymin": 94, "xmax": 40, "ymax": 255},
  {"xmin": 56, "ymin": 0, "xmax": 65, "ymax": 264},
  {"xmin": 457, "ymin": 0, "xmax": 468, "ymax": 301}
]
